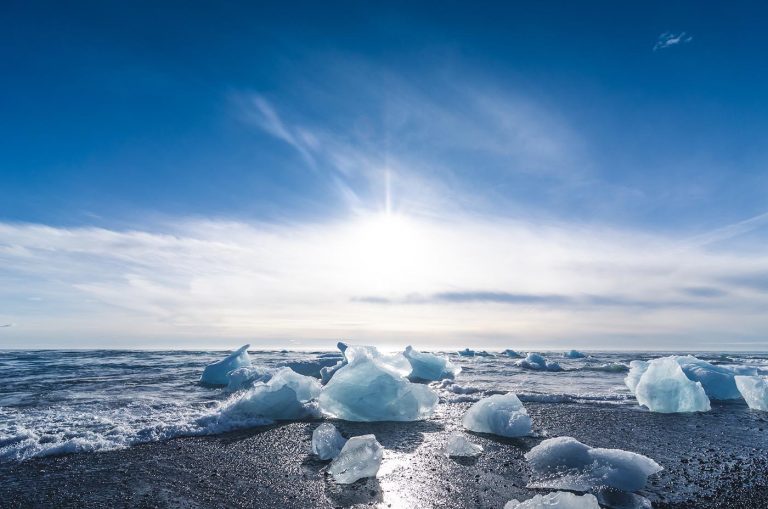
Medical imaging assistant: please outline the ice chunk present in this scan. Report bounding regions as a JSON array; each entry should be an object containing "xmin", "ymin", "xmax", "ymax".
[
  {"xmin": 632, "ymin": 357, "xmax": 710, "ymax": 413},
  {"xmin": 462, "ymin": 393, "xmax": 532, "ymax": 437},
  {"xmin": 516, "ymin": 353, "xmax": 563, "ymax": 372},
  {"xmin": 674, "ymin": 355, "xmax": 741, "ymax": 400},
  {"xmin": 443, "ymin": 432, "xmax": 483, "ymax": 457},
  {"xmin": 219, "ymin": 367, "xmax": 321, "ymax": 420},
  {"xmin": 318, "ymin": 345, "xmax": 437, "ymax": 421},
  {"xmin": 475, "ymin": 350, "xmax": 493, "ymax": 357},
  {"xmin": 200, "ymin": 344, "xmax": 252, "ymax": 385},
  {"xmin": 458, "ymin": 348, "xmax": 475, "ymax": 357},
  {"xmin": 563, "ymin": 350, "xmax": 586, "ymax": 359},
  {"xmin": 735, "ymin": 376, "xmax": 768, "ymax": 411},
  {"xmin": 525, "ymin": 436, "xmax": 662, "ymax": 492},
  {"xmin": 504, "ymin": 492, "xmax": 600, "ymax": 509},
  {"xmin": 311, "ymin": 423, "xmax": 347, "ymax": 460},
  {"xmin": 226, "ymin": 365, "xmax": 273, "ymax": 391},
  {"xmin": 283, "ymin": 358, "xmax": 341, "ymax": 378},
  {"xmin": 327, "ymin": 434, "xmax": 383, "ymax": 484},
  {"xmin": 503, "ymin": 349, "xmax": 522, "ymax": 358},
  {"xmin": 404, "ymin": 346, "xmax": 461, "ymax": 381}
]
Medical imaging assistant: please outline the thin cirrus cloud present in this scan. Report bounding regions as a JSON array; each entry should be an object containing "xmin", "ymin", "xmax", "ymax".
[
  {"xmin": 653, "ymin": 31, "xmax": 693, "ymax": 51},
  {"xmin": 1, "ymin": 213, "xmax": 768, "ymax": 349}
]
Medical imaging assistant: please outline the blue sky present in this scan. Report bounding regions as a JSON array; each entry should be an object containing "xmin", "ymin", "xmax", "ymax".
[{"xmin": 2, "ymin": 1, "xmax": 768, "ymax": 349}]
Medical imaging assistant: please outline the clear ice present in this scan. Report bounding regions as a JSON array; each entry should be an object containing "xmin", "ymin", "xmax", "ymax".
[
  {"xmin": 735, "ymin": 375, "xmax": 768, "ymax": 411},
  {"xmin": 627, "ymin": 357, "xmax": 711, "ymax": 413},
  {"xmin": 504, "ymin": 492, "xmax": 600, "ymax": 509},
  {"xmin": 327, "ymin": 434, "xmax": 383, "ymax": 484},
  {"xmin": 443, "ymin": 432, "xmax": 483, "ymax": 457},
  {"xmin": 311, "ymin": 422, "xmax": 347, "ymax": 460},
  {"xmin": 403, "ymin": 345, "xmax": 461, "ymax": 381}
]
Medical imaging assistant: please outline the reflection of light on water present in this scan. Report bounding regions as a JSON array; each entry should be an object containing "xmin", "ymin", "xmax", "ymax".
[{"xmin": 376, "ymin": 449, "xmax": 418, "ymax": 509}]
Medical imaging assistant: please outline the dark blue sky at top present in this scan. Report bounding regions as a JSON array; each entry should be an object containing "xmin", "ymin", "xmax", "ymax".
[{"xmin": 2, "ymin": 1, "xmax": 768, "ymax": 233}]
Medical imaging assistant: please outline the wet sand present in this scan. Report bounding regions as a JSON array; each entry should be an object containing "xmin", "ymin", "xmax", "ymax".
[{"xmin": 2, "ymin": 402, "xmax": 768, "ymax": 508}]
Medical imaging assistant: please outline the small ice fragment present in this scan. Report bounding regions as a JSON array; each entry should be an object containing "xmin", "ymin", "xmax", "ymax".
[
  {"xmin": 462, "ymin": 393, "xmax": 532, "ymax": 437},
  {"xmin": 632, "ymin": 357, "xmax": 710, "ymax": 413},
  {"xmin": 327, "ymin": 434, "xmax": 383, "ymax": 484},
  {"xmin": 443, "ymin": 432, "xmax": 482, "ymax": 457},
  {"xmin": 504, "ymin": 492, "xmax": 600, "ymax": 509},
  {"xmin": 516, "ymin": 353, "xmax": 563, "ymax": 372},
  {"xmin": 563, "ymin": 350, "xmax": 586, "ymax": 359},
  {"xmin": 525, "ymin": 436, "xmax": 662, "ymax": 492},
  {"xmin": 404, "ymin": 345, "xmax": 461, "ymax": 381},
  {"xmin": 200, "ymin": 344, "xmax": 252, "ymax": 385},
  {"xmin": 458, "ymin": 348, "xmax": 475, "ymax": 357},
  {"xmin": 503, "ymin": 349, "xmax": 522, "ymax": 358},
  {"xmin": 311, "ymin": 423, "xmax": 347, "ymax": 460},
  {"xmin": 735, "ymin": 376, "xmax": 768, "ymax": 411}
]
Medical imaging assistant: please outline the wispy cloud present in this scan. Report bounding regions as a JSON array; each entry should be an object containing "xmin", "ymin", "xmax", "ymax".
[
  {"xmin": 1, "ymin": 215, "xmax": 768, "ymax": 349},
  {"xmin": 654, "ymin": 31, "xmax": 693, "ymax": 51}
]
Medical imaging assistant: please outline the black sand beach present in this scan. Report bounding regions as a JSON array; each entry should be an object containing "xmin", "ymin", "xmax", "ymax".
[{"xmin": 3, "ymin": 402, "xmax": 767, "ymax": 508}]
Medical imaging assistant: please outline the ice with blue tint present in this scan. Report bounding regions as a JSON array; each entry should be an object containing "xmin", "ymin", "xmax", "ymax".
[
  {"xmin": 200, "ymin": 344, "xmax": 252, "ymax": 385},
  {"xmin": 318, "ymin": 345, "xmax": 438, "ymax": 421},
  {"xmin": 443, "ymin": 432, "xmax": 483, "ymax": 457},
  {"xmin": 735, "ymin": 376, "xmax": 768, "ymax": 411},
  {"xmin": 462, "ymin": 393, "xmax": 532, "ymax": 437},
  {"xmin": 458, "ymin": 348, "xmax": 475, "ymax": 357},
  {"xmin": 563, "ymin": 350, "xmax": 586, "ymax": 359},
  {"xmin": 525, "ymin": 436, "xmax": 662, "ymax": 492},
  {"xmin": 327, "ymin": 434, "xmax": 383, "ymax": 484},
  {"xmin": 311, "ymin": 423, "xmax": 347, "ymax": 460},
  {"xmin": 216, "ymin": 367, "xmax": 321, "ymax": 421},
  {"xmin": 319, "ymin": 342, "xmax": 349, "ymax": 384},
  {"xmin": 503, "ymin": 349, "xmax": 522, "ymax": 358},
  {"xmin": 629, "ymin": 357, "xmax": 710, "ymax": 413},
  {"xmin": 403, "ymin": 346, "xmax": 461, "ymax": 381},
  {"xmin": 226, "ymin": 365, "xmax": 273, "ymax": 391},
  {"xmin": 516, "ymin": 353, "xmax": 563, "ymax": 372},
  {"xmin": 283, "ymin": 358, "xmax": 341, "ymax": 378},
  {"xmin": 674, "ymin": 355, "xmax": 742, "ymax": 400},
  {"xmin": 504, "ymin": 492, "xmax": 600, "ymax": 509}
]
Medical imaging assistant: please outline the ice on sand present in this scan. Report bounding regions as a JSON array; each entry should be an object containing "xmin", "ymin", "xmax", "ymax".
[
  {"xmin": 200, "ymin": 344, "xmax": 252, "ymax": 385},
  {"xmin": 318, "ymin": 345, "xmax": 438, "ymax": 421},
  {"xmin": 311, "ymin": 423, "xmax": 347, "ymax": 460},
  {"xmin": 516, "ymin": 353, "xmax": 563, "ymax": 372},
  {"xmin": 626, "ymin": 355, "xmax": 741, "ymax": 401},
  {"xmin": 219, "ymin": 367, "xmax": 321, "ymax": 420},
  {"xmin": 443, "ymin": 432, "xmax": 483, "ymax": 457},
  {"xmin": 327, "ymin": 435, "xmax": 383, "ymax": 484},
  {"xmin": 462, "ymin": 393, "xmax": 532, "ymax": 437},
  {"xmin": 735, "ymin": 376, "xmax": 768, "ymax": 411},
  {"xmin": 504, "ymin": 492, "xmax": 600, "ymax": 509},
  {"xmin": 628, "ymin": 357, "xmax": 710, "ymax": 413},
  {"xmin": 526, "ymin": 436, "xmax": 662, "ymax": 492},
  {"xmin": 403, "ymin": 345, "xmax": 461, "ymax": 381}
]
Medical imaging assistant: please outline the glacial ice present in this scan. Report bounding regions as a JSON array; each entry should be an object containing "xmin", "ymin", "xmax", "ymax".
[
  {"xmin": 319, "ymin": 342, "xmax": 350, "ymax": 384},
  {"xmin": 403, "ymin": 346, "xmax": 461, "ymax": 381},
  {"xmin": 674, "ymin": 355, "xmax": 742, "ymax": 400},
  {"xmin": 327, "ymin": 434, "xmax": 383, "ymax": 484},
  {"xmin": 218, "ymin": 367, "xmax": 321, "ymax": 420},
  {"xmin": 318, "ymin": 345, "xmax": 438, "ymax": 421},
  {"xmin": 458, "ymin": 348, "xmax": 475, "ymax": 357},
  {"xmin": 563, "ymin": 350, "xmax": 586, "ymax": 359},
  {"xmin": 443, "ymin": 432, "xmax": 483, "ymax": 457},
  {"xmin": 516, "ymin": 353, "xmax": 563, "ymax": 372},
  {"xmin": 283, "ymin": 358, "xmax": 342, "ymax": 378},
  {"xmin": 226, "ymin": 365, "xmax": 273, "ymax": 391},
  {"xmin": 624, "ymin": 360, "xmax": 649, "ymax": 393},
  {"xmin": 504, "ymin": 492, "xmax": 600, "ymax": 509},
  {"xmin": 735, "ymin": 376, "xmax": 768, "ymax": 411},
  {"xmin": 311, "ymin": 423, "xmax": 347, "ymax": 460},
  {"xmin": 462, "ymin": 393, "xmax": 532, "ymax": 437},
  {"xmin": 525, "ymin": 436, "xmax": 663, "ymax": 492},
  {"xmin": 503, "ymin": 349, "xmax": 522, "ymax": 358},
  {"xmin": 200, "ymin": 344, "xmax": 252, "ymax": 385},
  {"xmin": 632, "ymin": 357, "xmax": 710, "ymax": 413}
]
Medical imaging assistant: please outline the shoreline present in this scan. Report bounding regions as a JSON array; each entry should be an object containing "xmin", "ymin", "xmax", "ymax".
[{"xmin": 2, "ymin": 402, "xmax": 767, "ymax": 508}]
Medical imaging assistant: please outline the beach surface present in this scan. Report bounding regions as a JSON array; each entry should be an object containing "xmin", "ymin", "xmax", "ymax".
[{"xmin": 3, "ymin": 402, "xmax": 767, "ymax": 509}]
